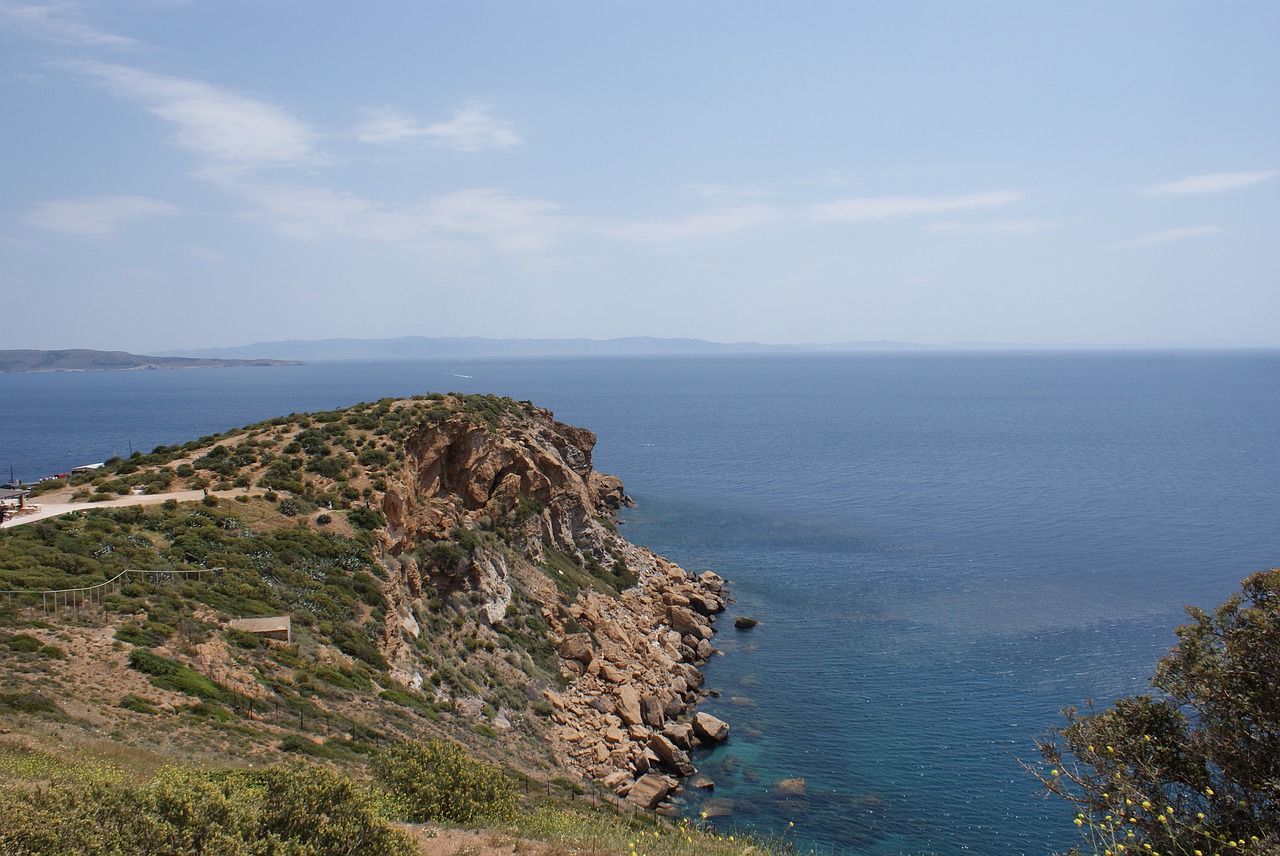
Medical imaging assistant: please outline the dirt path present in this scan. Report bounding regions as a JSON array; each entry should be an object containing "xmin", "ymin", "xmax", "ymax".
[{"xmin": 1, "ymin": 489, "xmax": 259, "ymax": 528}]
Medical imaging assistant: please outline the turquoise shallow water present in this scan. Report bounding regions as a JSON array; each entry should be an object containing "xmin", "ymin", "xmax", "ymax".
[{"xmin": 3, "ymin": 351, "xmax": 1278, "ymax": 854}]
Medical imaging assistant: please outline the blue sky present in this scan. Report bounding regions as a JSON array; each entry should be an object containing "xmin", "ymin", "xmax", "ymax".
[{"xmin": 2, "ymin": 1, "xmax": 1277, "ymax": 351}]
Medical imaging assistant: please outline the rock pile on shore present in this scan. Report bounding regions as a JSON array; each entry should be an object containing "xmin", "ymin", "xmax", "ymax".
[{"xmin": 544, "ymin": 546, "xmax": 732, "ymax": 810}]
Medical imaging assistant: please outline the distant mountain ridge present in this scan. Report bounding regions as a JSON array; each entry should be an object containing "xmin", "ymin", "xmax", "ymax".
[
  {"xmin": 160, "ymin": 336, "xmax": 1251, "ymax": 362},
  {"xmin": 0, "ymin": 349, "xmax": 302, "ymax": 373},
  {"xmin": 160, "ymin": 335, "xmax": 822, "ymax": 361}
]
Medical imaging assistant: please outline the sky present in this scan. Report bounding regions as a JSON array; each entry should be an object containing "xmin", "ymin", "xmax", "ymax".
[{"xmin": 1, "ymin": 1, "xmax": 1277, "ymax": 352}]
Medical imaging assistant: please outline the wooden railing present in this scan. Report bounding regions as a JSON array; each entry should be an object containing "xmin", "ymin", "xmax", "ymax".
[{"xmin": 1, "ymin": 567, "xmax": 222, "ymax": 612}]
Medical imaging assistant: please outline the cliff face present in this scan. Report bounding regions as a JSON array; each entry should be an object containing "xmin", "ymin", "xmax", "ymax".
[
  {"xmin": 380, "ymin": 406, "xmax": 624, "ymax": 559},
  {"xmin": 375, "ymin": 399, "xmax": 729, "ymax": 804}
]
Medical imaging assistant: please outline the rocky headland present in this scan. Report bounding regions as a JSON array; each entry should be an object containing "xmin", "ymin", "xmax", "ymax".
[{"xmin": 1, "ymin": 393, "xmax": 730, "ymax": 817}]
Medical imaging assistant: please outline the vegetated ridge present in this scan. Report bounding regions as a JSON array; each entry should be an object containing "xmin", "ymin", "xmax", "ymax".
[
  {"xmin": 0, "ymin": 393, "xmax": 730, "ymax": 819},
  {"xmin": 0, "ymin": 348, "xmax": 302, "ymax": 372}
]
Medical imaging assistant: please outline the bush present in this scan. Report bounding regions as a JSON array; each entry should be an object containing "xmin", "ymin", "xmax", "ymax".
[
  {"xmin": 119, "ymin": 695, "xmax": 158, "ymax": 715},
  {"xmin": 226, "ymin": 628, "xmax": 265, "ymax": 650},
  {"xmin": 127, "ymin": 648, "xmax": 177, "ymax": 676},
  {"xmin": 0, "ymin": 692, "xmax": 62, "ymax": 716},
  {"xmin": 370, "ymin": 739, "xmax": 516, "ymax": 824},
  {"xmin": 1034, "ymin": 568, "xmax": 1280, "ymax": 854},
  {"xmin": 0, "ymin": 764, "xmax": 415, "ymax": 856},
  {"xmin": 5, "ymin": 634, "xmax": 42, "ymax": 653},
  {"xmin": 347, "ymin": 507, "xmax": 385, "ymax": 531}
]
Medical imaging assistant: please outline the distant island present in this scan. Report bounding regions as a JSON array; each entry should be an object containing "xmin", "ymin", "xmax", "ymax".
[
  {"xmin": 157, "ymin": 334, "xmax": 953, "ymax": 361},
  {"xmin": 157, "ymin": 335, "xmax": 801, "ymax": 361},
  {"xmin": 0, "ymin": 349, "xmax": 303, "ymax": 373},
  {"xmin": 157, "ymin": 335, "xmax": 1251, "ymax": 362}
]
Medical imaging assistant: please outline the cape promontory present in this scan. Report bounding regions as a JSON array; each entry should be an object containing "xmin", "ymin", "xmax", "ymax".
[
  {"xmin": 0, "ymin": 393, "xmax": 728, "ymax": 819},
  {"xmin": 0, "ymin": 348, "xmax": 302, "ymax": 372}
]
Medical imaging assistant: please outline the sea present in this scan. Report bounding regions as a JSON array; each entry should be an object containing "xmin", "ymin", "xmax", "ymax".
[{"xmin": 2, "ymin": 350, "xmax": 1278, "ymax": 855}]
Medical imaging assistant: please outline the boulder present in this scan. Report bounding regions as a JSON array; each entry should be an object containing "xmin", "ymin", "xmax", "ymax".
[
  {"xmin": 698, "ymin": 571, "xmax": 725, "ymax": 593},
  {"xmin": 693, "ymin": 711, "xmax": 730, "ymax": 743},
  {"xmin": 668, "ymin": 605, "xmax": 704, "ymax": 638},
  {"xmin": 627, "ymin": 773, "xmax": 676, "ymax": 809},
  {"xmin": 773, "ymin": 777, "xmax": 806, "ymax": 797},
  {"xmin": 688, "ymin": 773, "xmax": 716, "ymax": 790},
  {"xmin": 649, "ymin": 733, "xmax": 697, "ymax": 777},
  {"xmin": 734, "ymin": 615, "xmax": 759, "ymax": 629},
  {"xmin": 640, "ymin": 695, "xmax": 665, "ymax": 728},
  {"xmin": 615, "ymin": 684, "xmax": 643, "ymax": 727},
  {"xmin": 662, "ymin": 721, "xmax": 694, "ymax": 748},
  {"xmin": 687, "ymin": 592, "xmax": 725, "ymax": 615},
  {"xmin": 599, "ymin": 661, "xmax": 630, "ymax": 684},
  {"xmin": 675, "ymin": 663, "xmax": 704, "ymax": 687},
  {"xmin": 558, "ymin": 633, "xmax": 594, "ymax": 664},
  {"xmin": 602, "ymin": 770, "xmax": 632, "ymax": 793}
]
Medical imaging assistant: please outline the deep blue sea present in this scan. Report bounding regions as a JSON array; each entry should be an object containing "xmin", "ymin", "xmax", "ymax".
[{"xmin": 3, "ymin": 351, "xmax": 1278, "ymax": 855}]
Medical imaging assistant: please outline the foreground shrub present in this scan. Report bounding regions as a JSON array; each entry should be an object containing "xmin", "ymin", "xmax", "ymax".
[
  {"xmin": 1033, "ymin": 567, "xmax": 1280, "ymax": 854},
  {"xmin": 371, "ymin": 738, "xmax": 516, "ymax": 824},
  {"xmin": 0, "ymin": 764, "xmax": 415, "ymax": 856}
]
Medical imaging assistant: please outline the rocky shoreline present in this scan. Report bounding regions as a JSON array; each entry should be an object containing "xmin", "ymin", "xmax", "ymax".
[{"xmin": 544, "ymin": 542, "xmax": 732, "ymax": 811}]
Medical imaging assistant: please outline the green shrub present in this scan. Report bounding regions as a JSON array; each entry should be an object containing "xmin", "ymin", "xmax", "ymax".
[
  {"xmin": 115, "ymin": 622, "xmax": 169, "ymax": 647},
  {"xmin": 226, "ymin": 628, "xmax": 265, "ymax": 649},
  {"xmin": 127, "ymin": 648, "xmax": 177, "ymax": 676},
  {"xmin": 0, "ymin": 764, "xmax": 415, "ymax": 856},
  {"xmin": 370, "ymin": 739, "xmax": 516, "ymax": 824},
  {"xmin": 5, "ymin": 634, "xmax": 42, "ymax": 653},
  {"xmin": 152, "ymin": 668, "xmax": 226, "ymax": 702},
  {"xmin": 278, "ymin": 734, "xmax": 339, "ymax": 758},
  {"xmin": 378, "ymin": 689, "xmax": 429, "ymax": 710},
  {"xmin": 119, "ymin": 695, "xmax": 158, "ymax": 715},
  {"xmin": 347, "ymin": 507, "xmax": 385, "ymax": 531},
  {"xmin": 0, "ymin": 692, "xmax": 62, "ymax": 716},
  {"xmin": 38, "ymin": 645, "xmax": 65, "ymax": 660}
]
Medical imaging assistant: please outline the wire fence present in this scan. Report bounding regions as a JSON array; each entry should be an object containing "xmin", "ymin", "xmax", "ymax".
[{"xmin": 0, "ymin": 567, "xmax": 222, "ymax": 612}]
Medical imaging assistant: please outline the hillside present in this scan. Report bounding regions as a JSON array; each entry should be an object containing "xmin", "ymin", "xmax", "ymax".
[
  {"xmin": 0, "ymin": 348, "xmax": 302, "ymax": 372},
  {"xmin": 0, "ymin": 394, "xmax": 734, "ymax": 824}
]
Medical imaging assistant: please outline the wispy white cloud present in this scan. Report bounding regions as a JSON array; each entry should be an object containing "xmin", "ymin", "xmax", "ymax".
[
  {"xmin": 69, "ymin": 61, "xmax": 317, "ymax": 166},
  {"xmin": 355, "ymin": 102, "xmax": 521, "ymax": 151},
  {"xmin": 25, "ymin": 194, "xmax": 177, "ymax": 234},
  {"xmin": 231, "ymin": 181, "xmax": 562, "ymax": 252},
  {"xmin": 595, "ymin": 204, "xmax": 782, "ymax": 241},
  {"xmin": 0, "ymin": 1, "xmax": 135, "ymax": 47},
  {"xmin": 1114, "ymin": 226, "xmax": 1224, "ymax": 248},
  {"xmin": 1144, "ymin": 171, "xmax": 1277, "ymax": 195},
  {"xmin": 811, "ymin": 191, "xmax": 1021, "ymax": 223},
  {"xmin": 928, "ymin": 219, "xmax": 1059, "ymax": 234}
]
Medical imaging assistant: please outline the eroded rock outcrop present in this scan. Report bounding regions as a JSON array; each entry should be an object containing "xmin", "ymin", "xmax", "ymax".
[{"xmin": 367, "ymin": 396, "xmax": 728, "ymax": 811}]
